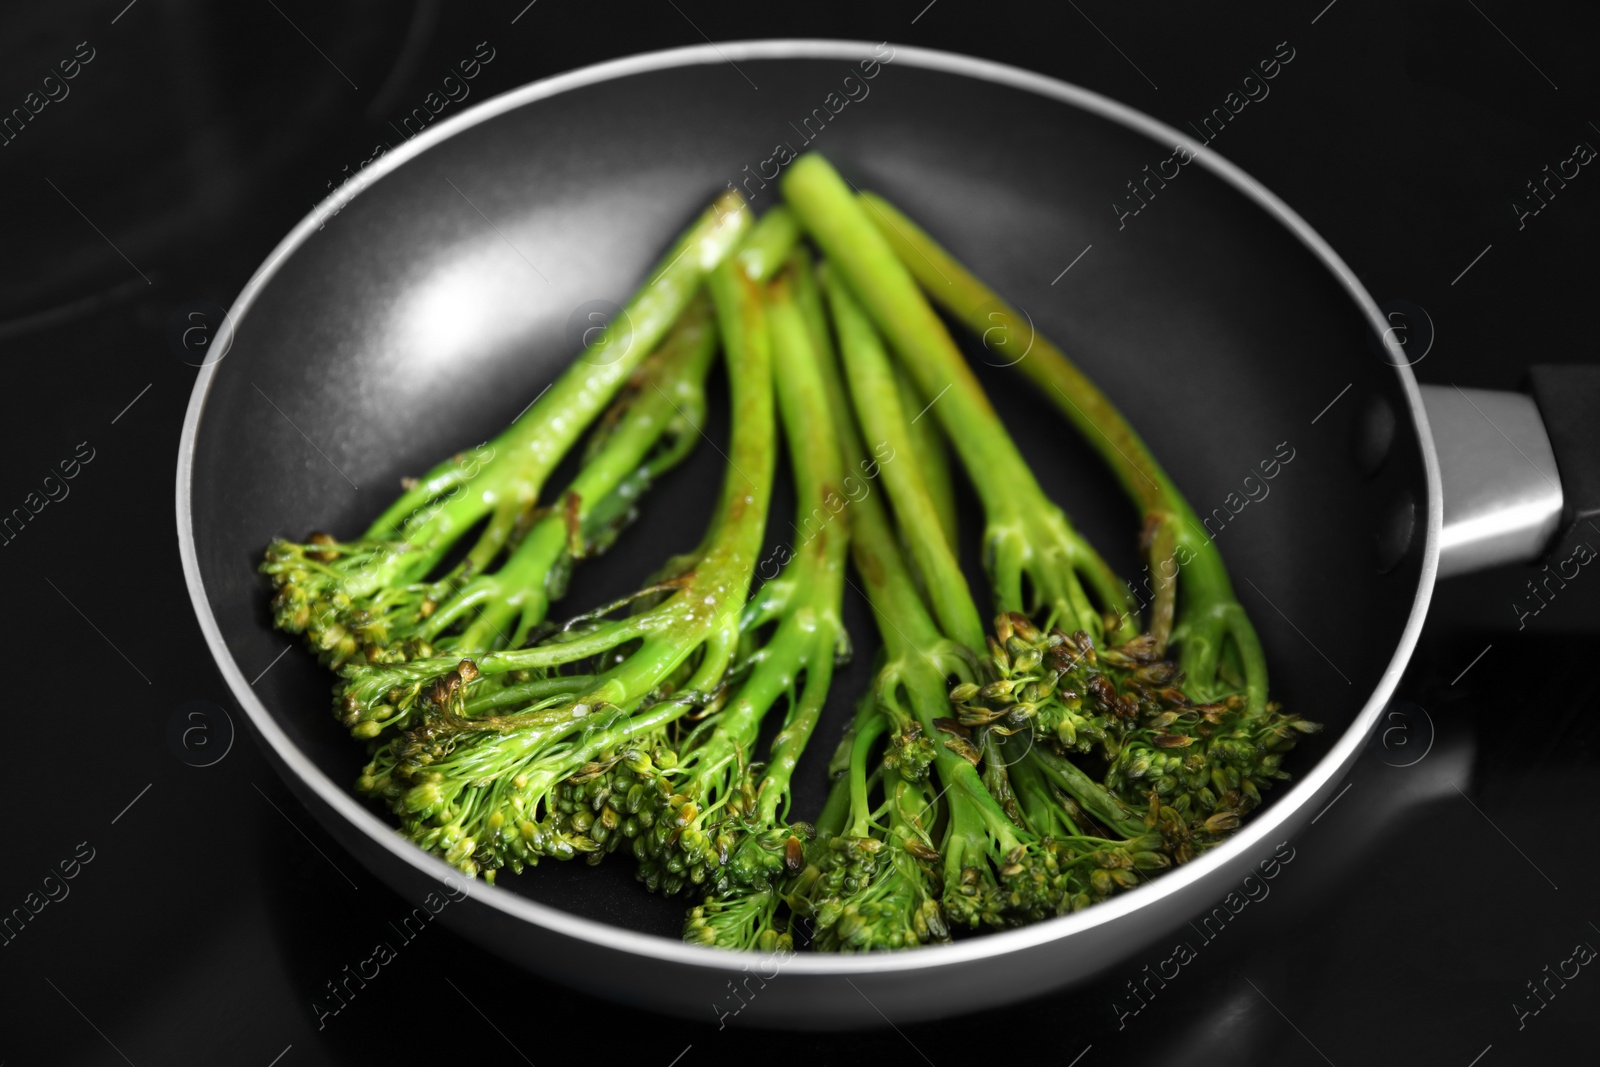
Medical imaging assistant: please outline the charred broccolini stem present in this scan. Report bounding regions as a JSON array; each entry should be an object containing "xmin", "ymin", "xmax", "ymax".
[
  {"xmin": 355, "ymin": 248, "xmax": 778, "ymax": 879},
  {"xmin": 263, "ymin": 193, "xmax": 751, "ymax": 671},
  {"xmin": 327, "ymin": 298, "xmax": 718, "ymax": 738},
  {"xmin": 781, "ymin": 154, "xmax": 1137, "ymax": 647},
  {"xmin": 330, "ymin": 203, "xmax": 802, "ymax": 738}
]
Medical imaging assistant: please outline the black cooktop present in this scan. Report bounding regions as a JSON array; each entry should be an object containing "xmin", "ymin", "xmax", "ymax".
[{"xmin": 3, "ymin": 2, "xmax": 1596, "ymax": 1064}]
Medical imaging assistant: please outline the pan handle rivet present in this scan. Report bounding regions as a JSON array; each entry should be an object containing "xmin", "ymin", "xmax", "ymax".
[{"xmin": 1374, "ymin": 491, "xmax": 1415, "ymax": 574}]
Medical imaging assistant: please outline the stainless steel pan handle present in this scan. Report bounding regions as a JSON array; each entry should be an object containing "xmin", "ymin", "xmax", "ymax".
[{"xmin": 1421, "ymin": 365, "xmax": 1600, "ymax": 578}]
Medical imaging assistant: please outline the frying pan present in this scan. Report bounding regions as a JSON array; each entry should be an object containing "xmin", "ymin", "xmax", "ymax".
[{"xmin": 176, "ymin": 40, "xmax": 1593, "ymax": 1027}]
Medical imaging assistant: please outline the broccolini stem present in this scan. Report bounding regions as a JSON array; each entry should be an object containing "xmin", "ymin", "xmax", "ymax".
[
  {"xmin": 464, "ymin": 674, "xmax": 594, "ymax": 715},
  {"xmin": 752, "ymin": 262, "xmax": 852, "ymax": 824},
  {"xmin": 1007, "ymin": 750, "xmax": 1077, "ymax": 840},
  {"xmin": 812, "ymin": 760, "xmax": 856, "ymax": 841},
  {"xmin": 856, "ymin": 191, "xmax": 1269, "ymax": 712},
  {"xmin": 365, "ymin": 191, "xmax": 752, "ymax": 546},
  {"xmin": 781, "ymin": 154, "xmax": 1135, "ymax": 644},
  {"xmin": 818, "ymin": 278, "xmax": 1042, "ymax": 927},
  {"xmin": 894, "ymin": 363, "xmax": 959, "ymax": 556},
  {"xmin": 845, "ymin": 711, "xmax": 889, "ymax": 839},
  {"xmin": 525, "ymin": 250, "xmax": 779, "ymax": 709},
  {"xmin": 811, "ymin": 681, "xmax": 882, "ymax": 846},
  {"xmin": 266, "ymin": 193, "xmax": 753, "ymax": 677},
  {"xmin": 781, "ymin": 159, "xmax": 1028, "ymax": 517},
  {"xmin": 1025, "ymin": 745, "xmax": 1148, "ymax": 840},
  {"xmin": 823, "ymin": 266, "xmax": 986, "ymax": 654},
  {"xmin": 632, "ymin": 259, "xmax": 852, "ymax": 900},
  {"xmin": 357, "ymin": 243, "xmax": 780, "ymax": 877},
  {"xmin": 353, "ymin": 247, "xmax": 778, "ymax": 734},
  {"xmin": 499, "ymin": 249, "xmax": 781, "ymax": 694},
  {"xmin": 445, "ymin": 294, "xmax": 720, "ymax": 651},
  {"xmin": 737, "ymin": 205, "xmax": 802, "ymax": 283}
]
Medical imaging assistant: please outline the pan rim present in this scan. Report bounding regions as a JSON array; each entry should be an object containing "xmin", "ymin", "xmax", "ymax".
[{"xmin": 176, "ymin": 38, "xmax": 1442, "ymax": 976}]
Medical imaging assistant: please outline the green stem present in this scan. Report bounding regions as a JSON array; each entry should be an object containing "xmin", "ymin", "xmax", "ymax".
[
  {"xmin": 737, "ymin": 206, "xmax": 802, "ymax": 283},
  {"xmin": 1007, "ymin": 751, "xmax": 1074, "ymax": 839},
  {"xmin": 751, "ymin": 264, "xmax": 852, "ymax": 824},
  {"xmin": 808, "ymin": 257, "xmax": 1025, "ymax": 897},
  {"xmin": 366, "ymin": 246, "xmax": 778, "ymax": 735},
  {"xmin": 781, "ymin": 158, "xmax": 1033, "ymax": 523},
  {"xmin": 1025, "ymin": 746, "xmax": 1146, "ymax": 840},
  {"xmin": 813, "ymin": 774, "xmax": 855, "ymax": 840},
  {"xmin": 812, "ymin": 686, "xmax": 881, "ymax": 843},
  {"xmin": 446, "ymin": 295, "xmax": 720, "ymax": 650},
  {"xmin": 364, "ymin": 190, "xmax": 751, "ymax": 558},
  {"xmin": 575, "ymin": 252, "xmax": 781, "ymax": 707},
  {"xmin": 781, "ymin": 153, "xmax": 1135, "ymax": 643},
  {"xmin": 759, "ymin": 637, "xmax": 837, "ymax": 826},
  {"xmin": 895, "ymin": 365, "xmax": 958, "ymax": 554},
  {"xmin": 823, "ymin": 267, "xmax": 985, "ymax": 654},
  {"xmin": 857, "ymin": 190, "xmax": 1266, "ymax": 711},
  {"xmin": 520, "ymin": 249, "xmax": 780, "ymax": 699},
  {"xmin": 941, "ymin": 772, "xmax": 1022, "ymax": 892},
  {"xmin": 845, "ymin": 712, "xmax": 889, "ymax": 838},
  {"xmin": 465, "ymin": 675, "xmax": 594, "ymax": 715}
]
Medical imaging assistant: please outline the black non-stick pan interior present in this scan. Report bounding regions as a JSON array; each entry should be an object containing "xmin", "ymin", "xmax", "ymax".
[{"xmin": 189, "ymin": 52, "xmax": 1428, "ymax": 941}]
